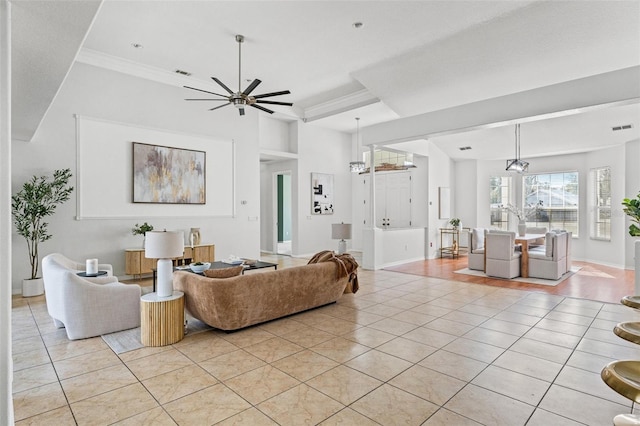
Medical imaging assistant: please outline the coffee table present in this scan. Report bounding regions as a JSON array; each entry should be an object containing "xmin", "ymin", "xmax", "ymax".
[{"xmin": 151, "ymin": 260, "xmax": 278, "ymax": 292}]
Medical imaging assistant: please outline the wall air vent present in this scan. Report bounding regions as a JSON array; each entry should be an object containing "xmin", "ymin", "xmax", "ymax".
[
  {"xmin": 174, "ymin": 69, "xmax": 192, "ymax": 76},
  {"xmin": 458, "ymin": 146, "xmax": 472, "ymax": 151},
  {"xmin": 612, "ymin": 124, "xmax": 633, "ymax": 131}
]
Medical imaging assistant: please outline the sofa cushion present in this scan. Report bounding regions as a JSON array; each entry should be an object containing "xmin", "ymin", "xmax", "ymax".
[
  {"xmin": 545, "ymin": 233, "xmax": 555, "ymax": 257},
  {"xmin": 472, "ymin": 228, "xmax": 485, "ymax": 251},
  {"xmin": 203, "ymin": 266, "xmax": 244, "ymax": 278}
]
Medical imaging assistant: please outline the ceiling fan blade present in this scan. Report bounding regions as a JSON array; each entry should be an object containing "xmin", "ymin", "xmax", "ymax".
[
  {"xmin": 242, "ymin": 79, "xmax": 262, "ymax": 96},
  {"xmin": 253, "ymin": 90, "xmax": 290, "ymax": 99},
  {"xmin": 208, "ymin": 103, "xmax": 231, "ymax": 111},
  {"xmin": 256, "ymin": 100, "xmax": 293, "ymax": 106},
  {"xmin": 250, "ymin": 104, "xmax": 274, "ymax": 114},
  {"xmin": 239, "ymin": 107, "xmax": 245, "ymax": 116},
  {"xmin": 211, "ymin": 77, "xmax": 234, "ymax": 95},
  {"xmin": 184, "ymin": 85, "xmax": 227, "ymax": 98},
  {"xmin": 185, "ymin": 98, "xmax": 229, "ymax": 101}
]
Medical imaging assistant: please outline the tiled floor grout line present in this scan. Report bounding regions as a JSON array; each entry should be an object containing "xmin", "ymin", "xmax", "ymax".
[{"xmin": 12, "ymin": 259, "xmax": 640, "ymax": 425}]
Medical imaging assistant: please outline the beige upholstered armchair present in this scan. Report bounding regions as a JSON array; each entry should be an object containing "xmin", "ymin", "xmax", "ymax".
[
  {"xmin": 485, "ymin": 232, "xmax": 521, "ymax": 279},
  {"xmin": 42, "ymin": 253, "xmax": 141, "ymax": 340},
  {"xmin": 468, "ymin": 228, "xmax": 488, "ymax": 271},
  {"xmin": 528, "ymin": 232, "xmax": 568, "ymax": 280}
]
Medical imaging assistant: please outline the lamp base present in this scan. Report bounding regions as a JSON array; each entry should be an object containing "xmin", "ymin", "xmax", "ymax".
[
  {"xmin": 156, "ymin": 258, "xmax": 174, "ymax": 298},
  {"xmin": 337, "ymin": 240, "xmax": 347, "ymax": 255}
]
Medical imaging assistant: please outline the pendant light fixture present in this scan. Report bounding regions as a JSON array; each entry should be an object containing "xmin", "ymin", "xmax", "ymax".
[
  {"xmin": 350, "ymin": 117, "xmax": 366, "ymax": 173},
  {"xmin": 505, "ymin": 123, "xmax": 529, "ymax": 174}
]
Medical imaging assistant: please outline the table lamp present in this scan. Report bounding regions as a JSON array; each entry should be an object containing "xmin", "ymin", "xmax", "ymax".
[
  {"xmin": 145, "ymin": 230, "xmax": 184, "ymax": 298},
  {"xmin": 332, "ymin": 223, "xmax": 352, "ymax": 254}
]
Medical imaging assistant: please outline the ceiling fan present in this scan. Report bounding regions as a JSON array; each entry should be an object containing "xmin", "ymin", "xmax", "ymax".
[{"xmin": 184, "ymin": 34, "xmax": 292, "ymax": 116}]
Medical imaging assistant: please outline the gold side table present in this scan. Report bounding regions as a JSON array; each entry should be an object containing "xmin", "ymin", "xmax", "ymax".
[{"xmin": 140, "ymin": 291, "xmax": 184, "ymax": 346}]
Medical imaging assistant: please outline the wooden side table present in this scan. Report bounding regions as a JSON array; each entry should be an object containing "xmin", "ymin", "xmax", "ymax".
[{"xmin": 140, "ymin": 291, "xmax": 184, "ymax": 346}]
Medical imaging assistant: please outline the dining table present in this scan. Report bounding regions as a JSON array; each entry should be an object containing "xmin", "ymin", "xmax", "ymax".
[{"xmin": 514, "ymin": 233, "xmax": 546, "ymax": 278}]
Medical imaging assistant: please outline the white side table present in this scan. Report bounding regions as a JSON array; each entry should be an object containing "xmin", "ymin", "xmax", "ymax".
[{"xmin": 140, "ymin": 291, "xmax": 184, "ymax": 346}]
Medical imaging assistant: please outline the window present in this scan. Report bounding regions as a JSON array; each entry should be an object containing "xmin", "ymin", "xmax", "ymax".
[
  {"xmin": 523, "ymin": 171, "xmax": 579, "ymax": 236},
  {"xmin": 489, "ymin": 176, "xmax": 511, "ymax": 230},
  {"xmin": 364, "ymin": 149, "xmax": 413, "ymax": 168},
  {"xmin": 590, "ymin": 167, "xmax": 611, "ymax": 240}
]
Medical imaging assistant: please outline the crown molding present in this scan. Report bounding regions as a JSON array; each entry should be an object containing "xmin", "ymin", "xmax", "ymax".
[
  {"xmin": 302, "ymin": 89, "xmax": 379, "ymax": 123},
  {"xmin": 76, "ymin": 48, "xmax": 218, "ymax": 91}
]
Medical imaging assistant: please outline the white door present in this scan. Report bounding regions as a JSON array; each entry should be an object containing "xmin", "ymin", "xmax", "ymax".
[{"xmin": 363, "ymin": 172, "xmax": 412, "ymax": 228}]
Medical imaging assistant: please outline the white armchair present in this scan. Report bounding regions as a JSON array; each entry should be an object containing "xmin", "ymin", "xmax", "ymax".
[
  {"xmin": 42, "ymin": 253, "xmax": 141, "ymax": 340},
  {"xmin": 485, "ymin": 232, "xmax": 521, "ymax": 279},
  {"xmin": 528, "ymin": 232, "xmax": 567, "ymax": 280},
  {"xmin": 47, "ymin": 254, "xmax": 114, "ymax": 276},
  {"xmin": 468, "ymin": 228, "xmax": 487, "ymax": 271}
]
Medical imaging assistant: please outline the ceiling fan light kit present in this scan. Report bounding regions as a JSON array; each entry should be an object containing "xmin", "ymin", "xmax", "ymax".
[{"xmin": 184, "ymin": 34, "xmax": 292, "ymax": 116}]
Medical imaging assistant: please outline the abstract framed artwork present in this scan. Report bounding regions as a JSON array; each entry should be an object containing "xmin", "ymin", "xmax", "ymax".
[
  {"xmin": 311, "ymin": 172, "xmax": 334, "ymax": 215},
  {"xmin": 132, "ymin": 142, "xmax": 206, "ymax": 204}
]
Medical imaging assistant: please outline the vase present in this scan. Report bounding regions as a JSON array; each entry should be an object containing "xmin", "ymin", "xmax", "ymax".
[
  {"xmin": 518, "ymin": 220, "xmax": 526, "ymax": 237},
  {"xmin": 189, "ymin": 228, "xmax": 201, "ymax": 247}
]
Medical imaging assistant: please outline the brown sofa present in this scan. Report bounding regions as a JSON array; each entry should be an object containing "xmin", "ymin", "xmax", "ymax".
[{"xmin": 173, "ymin": 261, "xmax": 355, "ymax": 331}]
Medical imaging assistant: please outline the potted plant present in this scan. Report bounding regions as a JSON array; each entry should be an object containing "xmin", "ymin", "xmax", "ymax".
[
  {"xmin": 622, "ymin": 192, "xmax": 640, "ymax": 293},
  {"xmin": 449, "ymin": 218, "xmax": 461, "ymax": 229},
  {"xmin": 11, "ymin": 168, "xmax": 74, "ymax": 296},
  {"xmin": 132, "ymin": 222, "xmax": 154, "ymax": 248}
]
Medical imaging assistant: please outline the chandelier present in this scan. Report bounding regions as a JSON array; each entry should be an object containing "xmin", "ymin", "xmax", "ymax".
[
  {"xmin": 349, "ymin": 117, "xmax": 366, "ymax": 173},
  {"xmin": 506, "ymin": 123, "xmax": 529, "ymax": 174}
]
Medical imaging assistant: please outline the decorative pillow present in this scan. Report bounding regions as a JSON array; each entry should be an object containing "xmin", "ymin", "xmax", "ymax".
[
  {"xmin": 203, "ymin": 266, "xmax": 243, "ymax": 278},
  {"xmin": 472, "ymin": 228, "xmax": 485, "ymax": 251},
  {"xmin": 545, "ymin": 233, "xmax": 555, "ymax": 257}
]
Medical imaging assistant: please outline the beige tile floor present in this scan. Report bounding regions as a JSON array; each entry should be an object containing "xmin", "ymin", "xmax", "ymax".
[{"xmin": 11, "ymin": 254, "xmax": 640, "ymax": 425}]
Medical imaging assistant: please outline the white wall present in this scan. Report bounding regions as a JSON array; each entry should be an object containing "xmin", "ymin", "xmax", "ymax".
[
  {"xmin": 427, "ymin": 141, "xmax": 454, "ymax": 258},
  {"xmin": 584, "ymin": 145, "xmax": 626, "ymax": 268},
  {"xmin": 454, "ymin": 159, "xmax": 478, "ymax": 229},
  {"xmin": 259, "ymin": 115, "xmax": 294, "ymax": 153},
  {"xmin": 1, "ymin": 0, "xmax": 14, "ymax": 422},
  {"xmin": 11, "ymin": 62, "xmax": 263, "ymax": 292},
  {"xmin": 295, "ymin": 123, "xmax": 351, "ymax": 256}
]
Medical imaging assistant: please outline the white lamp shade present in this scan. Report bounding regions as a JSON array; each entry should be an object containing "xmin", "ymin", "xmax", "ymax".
[
  {"xmin": 332, "ymin": 223, "xmax": 352, "ymax": 240},
  {"xmin": 145, "ymin": 231, "xmax": 184, "ymax": 259}
]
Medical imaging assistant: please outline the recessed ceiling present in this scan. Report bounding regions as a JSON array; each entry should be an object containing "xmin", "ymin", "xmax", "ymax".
[{"xmin": 11, "ymin": 0, "xmax": 640, "ymax": 161}]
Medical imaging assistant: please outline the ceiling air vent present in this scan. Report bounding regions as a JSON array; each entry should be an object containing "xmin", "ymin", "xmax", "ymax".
[
  {"xmin": 458, "ymin": 146, "xmax": 472, "ymax": 151},
  {"xmin": 612, "ymin": 124, "xmax": 633, "ymax": 132},
  {"xmin": 174, "ymin": 69, "xmax": 192, "ymax": 76}
]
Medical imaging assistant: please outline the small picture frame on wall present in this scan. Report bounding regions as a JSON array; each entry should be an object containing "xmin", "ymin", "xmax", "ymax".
[
  {"xmin": 311, "ymin": 173, "xmax": 334, "ymax": 215},
  {"xmin": 132, "ymin": 142, "xmax": 206, "ymax": 204}
]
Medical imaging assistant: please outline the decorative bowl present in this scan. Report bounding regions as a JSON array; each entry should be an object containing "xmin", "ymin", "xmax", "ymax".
[{"xmin": 189, "ymin": 262, "xmax": 211, "ymax": 273}]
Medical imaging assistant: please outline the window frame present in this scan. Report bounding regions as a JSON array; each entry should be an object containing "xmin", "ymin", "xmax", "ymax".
[
  {"xmin": 489, "ymin": 176, "xmax": 512, "ymax": 231},
  {"xmin": 522, "ymin": 171, "xmax": 579, "ymax": 237},
  {"xmin": 590, "ymin": 166, "xmax": 611, "ymax": 241}
]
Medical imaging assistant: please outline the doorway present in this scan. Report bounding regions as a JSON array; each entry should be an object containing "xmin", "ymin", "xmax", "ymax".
[{"xmin": 274, "ymin": 171, "xmax": 292, "ymax": 255}]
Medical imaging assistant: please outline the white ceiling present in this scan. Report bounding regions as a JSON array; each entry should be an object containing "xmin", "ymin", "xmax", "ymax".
[{"xmin": 11, "ymin": 0, "xmax": 640, "ymax": 160}]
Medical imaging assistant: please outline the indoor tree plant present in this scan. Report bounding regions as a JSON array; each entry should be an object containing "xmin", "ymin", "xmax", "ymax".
[
  {"xmin": 622, "ymin": 192, "xmax": 640, "ymax": 294},
  {"xmin": 11, "ymin": 168, "xmax": 74, "ymax": 294}
]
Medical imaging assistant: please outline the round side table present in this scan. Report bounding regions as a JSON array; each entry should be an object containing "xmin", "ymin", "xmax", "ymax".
[{"xmin": 140, "ymin": 291, "xmax": 184, "ymax": 346}]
